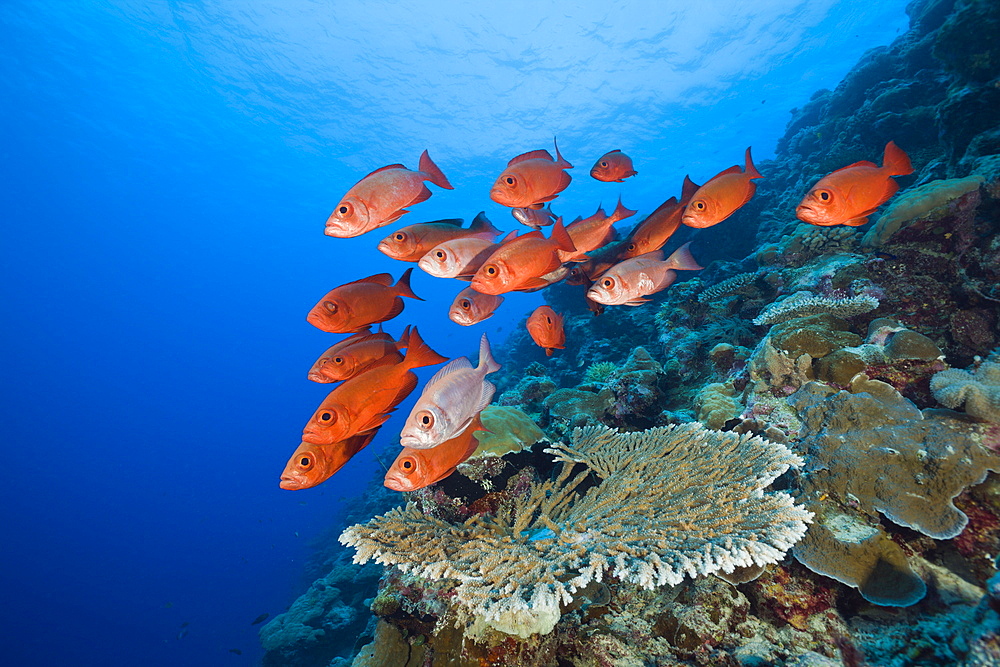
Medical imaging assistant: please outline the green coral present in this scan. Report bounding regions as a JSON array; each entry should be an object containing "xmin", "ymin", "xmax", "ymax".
[{"xmin": 582, "ymin": 361, "xmax": 617, "ymax": 384}]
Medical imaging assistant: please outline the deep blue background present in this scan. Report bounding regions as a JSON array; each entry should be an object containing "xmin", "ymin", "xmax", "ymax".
[{"xmin": 1, "ymin": 2, "xmax": 908, "ymax": 665}]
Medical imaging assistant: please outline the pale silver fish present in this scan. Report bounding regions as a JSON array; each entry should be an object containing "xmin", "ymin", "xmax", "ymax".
[
  {"xmin": 399, "ymin": 333, "xmax": 501, "ymax": 449},
  {"xmin": 586, "ymin": 242, "xmax": 702, "ymax": 306},
  {"xmin": 418, "ymin": 237, "xmax": 499, "ymax": 279},
  {"xmin": 448, "ymin": 287, "xmax": 504, "ymax": 326},
  {"xmin": 512, "ymin": 203, "xmax": 556, "ymax": 230}
]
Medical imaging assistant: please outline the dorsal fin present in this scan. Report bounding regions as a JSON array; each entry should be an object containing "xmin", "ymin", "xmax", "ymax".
[
  {"xmin": 831, "ymin": 160, "xmax": 878, "ymax": 174},
  {"xmin": 360, "ymin": 164, "xmax": 406, "ymax": 180},
  {"xmin": 633, "ymin": 249, "xmax": 665, "ymax": 262},
  {"xmin": 394, "ymin": 268, "xmax": 422, "ymax": 300},
  {"xmin": 548, "ymin": 217, "xmax": 577, "ymax": 253},
  {"xmin": 664, "ymin": 242, "xmax": 703, "ymax": 271},
  {"xmin": 477, "ymin": 333, "xmax": 501, "ymax": 375},
  {"xmin": 519, "ymin": 230, "xmax": 546, "ymax": 241},
  {"xmin": 344, "ymin": 272, "xmax": 394, "ymax": 287},
  {"xmin": 498, "ymin": 230, "xmax": 518, "ymax": 244},
  {"xmin": 680, "ymin": 175, "xmax": 700, "ymax": 203},
  {"xmin": 507, "ymin": 149, "xmax": 553, "ymax": 166},
  {"xmin": 468, "ymin": 212, "xmax": 501, "ymax": 237},
  {"xmin": 553, "ymin": 137, "xmax": 573, "ymax": 169},
  {"xmin": 427, "ymin": 356, "xmax": 474, "ymax": 386},
  {"xmin": 743, "ymin": 147, "xmax": 762, "ymax": 179},
  {"xmin": 431, "ymin": 218, "xmax": 465, "ymax": 227}
]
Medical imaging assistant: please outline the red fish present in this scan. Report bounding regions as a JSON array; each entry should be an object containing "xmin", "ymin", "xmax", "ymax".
[
  {"xmin": 325, "ymin": 151, "xmax": 453, "ymax": 238},
  {"xmin": 564, "ymin": 239, "xmax": 630, "ymax": 286},
  {"xmin": 448, "ymin": 287, "xmax": 504, "ymax": 326},
  {"xmin": 418, "ymin": 236, "xmax": 502, "ymax": 279},
  {"xmin": 384, "ymin": 415, "xmax": 485, "ymax": 492},
  {"xmin": 470, "ymin": 219, "xmax": 578, "ymax": 295},
  {"xmin": 280, "ymin": 430, "xmax": 378, "ymax": 490},
  {"xmin": 796, "ymin": 141, "xmax": 913, "ymax": 226},
  {"xmin": 302, "ymin": 328, "xmax": 446, "ymax": 445},
  {"xmin": 377, "ymin": 213, "xmax": 501, "ymax": 262},
  {"xmin": 681, "ymin": 148, "xmax": 762, "ymax": 228},
  {"xmin": 307, "ymin": 269, "xmax": 421, "ymax": 334},
  {"xmin": 564, "ymin": 198, "xmax": 636, "ymax": 262},
  {"xmin": 590, "ymin": 149, "xmax": 637, "ymax": 182},
  {"xmin": 526, "ymin": 305, "xmax": 565, "ymax": 356},
  {"xmin": 307, "ymin": 327, "xmax": 410, "ymax": 383},
  {"xmin": 512, "ymin": 203, "xmax": 556, "ymax": 230},
  {"xmin": 490, "ymin": 138, "xmax": 573, "ymax": 208},
  {"xmin": 620, "ymin": 176, "xmax": 699, "ymax": 259}
]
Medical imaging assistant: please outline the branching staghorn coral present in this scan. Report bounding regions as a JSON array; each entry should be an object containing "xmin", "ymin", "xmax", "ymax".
[
  {"xmin": 753, "ymin": 291, "xmax": 879, "ymax": 326},
  {"xmin": 340, "ymin": 423, "xmax": 812, "ymax": 638},
  {"xmin": 698, "ymin": 272, "xmax": 758, "ymax": 303}
]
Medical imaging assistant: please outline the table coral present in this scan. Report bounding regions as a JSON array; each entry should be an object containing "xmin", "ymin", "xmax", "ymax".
[
  {"xmin": 340, "ymin": 423, "xmax": 811, "ymax": 639},
  {"xmin": 753, "ymin": 291, "xmax": 879, "ymax": 326}
]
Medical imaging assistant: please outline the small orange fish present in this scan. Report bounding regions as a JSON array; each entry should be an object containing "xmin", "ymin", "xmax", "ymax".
[
  {"xmin": 512, "ymin": 203, "xmax": 556, "ymax": 230},
  {"xmin": 564, "ymin": 197, "xmax": 636, "ymax": 262},
  {"xmin": 681, "ymin": 148, "xmax": 762, "ymax": 228},
  {"xmin": 325, "ymin": 151, "xmax": 453, "ymax": 238},
  {"xmin": 587, "ymin": 243, "xmax": 702, "ymax": 306},
  {"xmin": 301, "ymin": 327, "xmax": 446, "ymax": 445},
  {"xmin": 449, "ymin": 287, "xmax": 504, "ymax": 326},
  {"xmin": 377, "ymin": 213, "xmax": 501, "ymax": 262},
  {"xmin": 307, "ymin": 327, "xmax": 410, "ymax": 383},
  {"xmin": 490, "ymin": 138, "xmax": 573, "ymax": 208},
  {"xmin": 620, "ymin": 176, "xmax": 699, "ymax": 259},
  {"xmin": 280, "ymin": 430, "xmax": 378, "ymax": 490},
  {"xmin": 307, "ymin": 269, "xmax": 422, "ymax": 334},
  {"xmin": 526, "ymin": 305, "xmax": 565, "ymax": 356},
  {"xmin": 384, "ymin": 415, "xmax": 485, "ymax": 492},
  {"xmin": 796, "ymin": 141, "xmax": 913, "ymax": 226},
  {"xmin": 470, "ymin": 219, "xmax": 578, "ymax": 295},
  {"xmin": 590, "ymin": 149, "xmax": 637, "ymax": 182}
]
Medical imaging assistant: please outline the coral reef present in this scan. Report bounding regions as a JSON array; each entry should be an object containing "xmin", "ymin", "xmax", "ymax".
[
  {"xmin": 931, "ymin": 348, "xmax": 1000, "ymax": 422},
  {"xmin": 754, "ymin": 292, "xmax": 880, "ymax": 326},
  {"xmin": 340, "ymin": 423, "xmax": 810, "ymax": 639}
]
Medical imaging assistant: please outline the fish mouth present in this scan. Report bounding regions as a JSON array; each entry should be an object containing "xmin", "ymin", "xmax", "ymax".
[
  {"xmin": 279, "ymin": 475, "xmax": 305, "ymax": 490},
  {"xmin": 307, "ymin": 371, "xmax": 331, "ymax": 383},
  {"xmin": 376, "ymin": 240, "xmax": 396, "ymax": 257},
  {"xmin": 399, "ymin": 433, "xmax": 429, "ymax": 449},
  {"xmin": 383, "ymin": 471, "xmax": 415, "ymax": 492}
]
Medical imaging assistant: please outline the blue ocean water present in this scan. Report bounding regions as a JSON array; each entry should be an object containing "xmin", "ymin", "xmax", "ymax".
[{"xmin": 0, "ymin": 2, "xmax": 911, "ymax": 665}]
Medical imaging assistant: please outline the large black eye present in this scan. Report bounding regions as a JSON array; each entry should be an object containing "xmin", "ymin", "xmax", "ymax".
[
  {"xmin": 435, "ymin": 250, "xmax": 445, "ymax": 259},
  {"xmin": 402, "ymin": 459, "xmax": 414, "ymax": 470},
  {"xmin": 417, "ymin": 411, "xmax": 434, "ymax": 429},
  {"xmin": 819, "ymin": 190, "xmax": 830, "ymax": 201},
  {"xmin": 505, "ymin": 176, "xmax": 515, "ymax": 185},
  {"xmin": 338, "ymin": 205, "xmax": 348, "ymax": 215},
  {"xmin": 546, "ymin": 316, "xmax": 552, "ymax": 324},
  {"xmin": 320, "ymin": 412, "xmax": 333, "ymax": 422},
  {"xmin": 333, "ymin": 356, "xmax": 344, "ymax": 364},
  {"xmin": 486, "ymin": 266, "xmax": 497, "ymax": 276},
  {"xmin": 603, "ymin": 278, "xmax": 614, "ymax": 288},
  {"xmin": 299, "ymin": 456, "xmax": 311, "ymax": 467},
  {"xmin": 394, "ymin": 233, "xmax": 405, "ymax": 241},
  {"xmin": 323, "ymin": 301, "xmax": 337, "ymax": 313},
  {"xmin": 461, "ymin": 299, "xmax": 471, "ymax": 309},
  {"xmin": 600, "ymin": 161, "xmax": 608, "ymax": 167},
  {"xmin": 627, "ymin": 243, "xmax": 636, "ymax": 252},
  {"xmin": 695, "ymin": 201, "xmax": 705, "ymax": 210}
]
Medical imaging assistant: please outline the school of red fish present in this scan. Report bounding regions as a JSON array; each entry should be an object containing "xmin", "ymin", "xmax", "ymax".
[{"xmin": 281, "ymin": 139, "xmax": 913, "ymax": 491}]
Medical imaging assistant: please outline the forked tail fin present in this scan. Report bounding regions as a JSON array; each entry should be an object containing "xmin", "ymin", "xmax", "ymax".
[{"xmin": 418, "ymin": 150, "xmax": 454, "ymax": 189}]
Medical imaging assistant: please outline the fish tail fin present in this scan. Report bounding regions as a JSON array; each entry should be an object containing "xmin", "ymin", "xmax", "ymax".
[
  {"xmin": 549, "ymin": 217, "xmax": 578, "ymax": 254},
  {"xmin": 402, "ymin": 327, "xmax": 448, "ymax": 369},
  {"xmin": 610, "ymin": 196, "xmax": 638, "ymax": 223},
  {"xmin": 478, "ymin": 333, "xmax": 502, "ymax": 375},
  {"xmin": 394, "ymin": 268, "xmax": 423, "ymax": 300},
  {"xmin": 882, "ymin": 141, "xmax": 913, "ymax": 176},
  {"xmin": 469, "ymin": 211, "xmax": 501, "ymax": 237},
  {"xmin": 744, "ymin": 147, "xmax": 763, "ymax": 180},
  {"xmin": 681, "ymin": 175, "xmax": 700, "ymax": 203},
  {"xmin": 553, "ymin": 137, "xmax": 573, "ymax": 169},
  {"xmin": 396, "ymin": 324, "xmax": 412, "ymax": 350},
  {"xmin": 418, "ymin": 150, "xmax": 454, "ymax": 189},
  {"xmin": 664, "ymin": 241, "xmax": 703, "ymax": 271}
]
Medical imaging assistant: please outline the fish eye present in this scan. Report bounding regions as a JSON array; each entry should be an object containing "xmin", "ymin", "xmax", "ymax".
[
  {"xmin": 461, "ymin": 299, "xmax": 471, "ymax": 309},
  {"xmin": 602, "ymin": 277, "xmax": 615, "ymax": 288},
  {"xmin": 337, "ymin": 203, "xmax": 351, "ymax": 216},
  {"xmin": 627, "ymin": 243, "xmax": 636, "ymax": 252},
  {"xmin": 600, "ymin": 161, "xmax": 608, "ymax": 167},
  {"xmin": 504, "ymin": 176, "xmax": 516, "ymax": 186},
  {"xmin": 298, "ymin": 455, "xmax": 313, "ymax": 469},
  {"xmin": 416, "ymin": 410, "xmax": 434, "ymax": 429},
  {"xmin": 546, "ymin": 316, "xmax": 552, "ymax": 324},
  {"xmin": 400, "ymin": 457, "xmax": 415, "ymax": 473},
  {"xmin": 333, "ymin": 356, "xmax": 344, "ymax": 364},
  {"xmin": 320, "ymin": 411, "xmax": 334, "ymax": 422},
  {"xmin": 323, "ymin": 301, "xmax": 337, "ymax": 313},
  {"xmin": 485, "ymin": 265, "xmax": 497, "ymax": 276},
  {"xmin": 394, "ymin": 233, "xmax": 405, "ymax": 241},
  {"xmin": 435, "ymin": 250, "xmax": 445, "ymax": 259},
  {"xmin": 818, "ymin": 190, "xmax": 831, "ymax": 201},
  {"xmin": 694, "ymin": 201, "xmax": 705, "ymax": 210}
]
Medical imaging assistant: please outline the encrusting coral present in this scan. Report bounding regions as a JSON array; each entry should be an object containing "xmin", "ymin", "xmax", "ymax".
[
  {"xmin": 340, "ymin": 423, "xmax": 812, "ymax": 639},
  {"xmin": 931, "ymin": 348, "xmax": 1000, "ymax": 423},
  {"xmin": 861, "ymin": 174, "xmax": 986, "ymax": 247}
]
